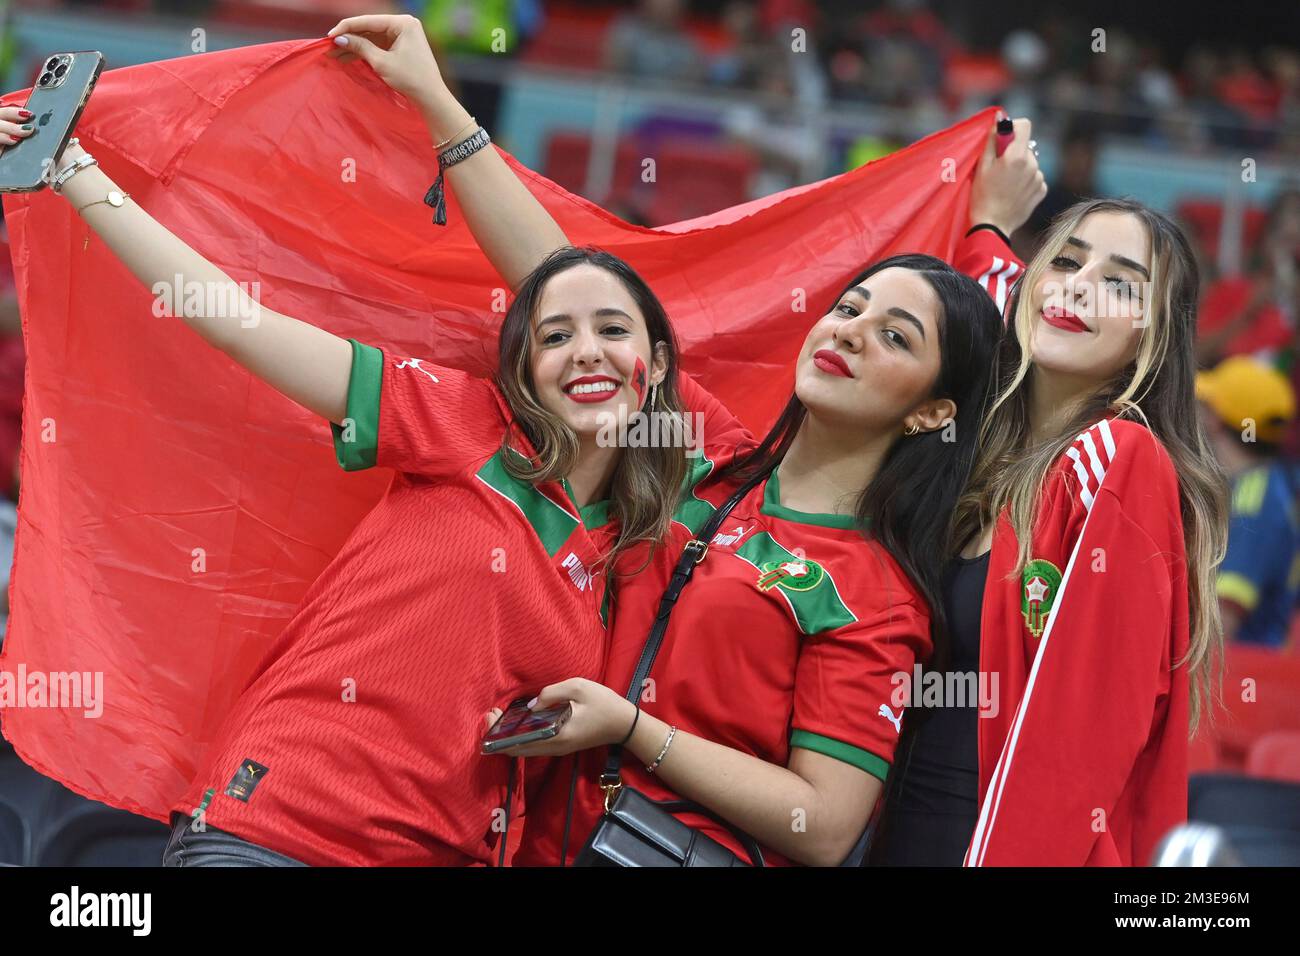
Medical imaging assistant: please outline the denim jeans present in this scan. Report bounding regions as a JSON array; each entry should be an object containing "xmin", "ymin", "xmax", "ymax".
[{"xmin": 161, "ymin": 812, "xmax": 309, "ymax": 867}]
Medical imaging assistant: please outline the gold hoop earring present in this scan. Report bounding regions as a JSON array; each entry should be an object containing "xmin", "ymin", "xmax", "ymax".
[{"xmin": 904, "ymin": 423, "xmax": 920, "ymax": 436}]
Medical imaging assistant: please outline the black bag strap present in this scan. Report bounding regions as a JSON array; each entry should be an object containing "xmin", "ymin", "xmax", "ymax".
[{"xmin": 597, "ymin": 465, "xmax": 774, "ymax": 801}]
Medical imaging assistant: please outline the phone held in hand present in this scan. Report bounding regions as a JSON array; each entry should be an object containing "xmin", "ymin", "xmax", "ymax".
[
  {"xmin": 0, "ymin": 51, "xmax": 105, "ymax": 193},
  {"xmin": 481, "ymin": 697, "xmax": 572, "ymax": 754}
]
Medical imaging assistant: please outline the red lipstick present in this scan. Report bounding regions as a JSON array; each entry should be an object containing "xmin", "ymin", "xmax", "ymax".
[
  {"xmin": 563, "ymin": 374, "xmax": 622, "ymax": 404},
  {"xmin": 1041, "ymin": 305, "xmax": 1090, "ymax": 334},
  {"xmin": 813, "ymin": 349, "xmax": 853, "ymax": 378}
]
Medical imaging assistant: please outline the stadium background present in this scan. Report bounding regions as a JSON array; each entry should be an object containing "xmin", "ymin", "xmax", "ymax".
[{"xmin": 0, "ymin": 0, "xmax": 1297, "ymax": 866}]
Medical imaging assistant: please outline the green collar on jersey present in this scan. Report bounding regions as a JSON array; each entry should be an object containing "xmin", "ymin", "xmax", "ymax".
[
  {"xmin": 560, "ymin": 477, "xmax": 612, "ymax": 530},
  {"xmin": 761, "ymin": 469, "xmax": 859, "ymax": 530}
]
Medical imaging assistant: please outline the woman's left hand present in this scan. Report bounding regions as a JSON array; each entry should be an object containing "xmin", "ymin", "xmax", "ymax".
[
  {"xmin": 486, "ymin": 678, "xmax": 637, "ymax": 758},
  {"xmin": 970, "ymin": 115, "xmax": 1046, "ymax": 237}
]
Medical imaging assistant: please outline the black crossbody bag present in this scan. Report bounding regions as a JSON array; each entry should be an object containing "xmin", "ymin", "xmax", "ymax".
[{"xmin": 572, "ymin": 468, "xmax": 772, "ymax": 867}]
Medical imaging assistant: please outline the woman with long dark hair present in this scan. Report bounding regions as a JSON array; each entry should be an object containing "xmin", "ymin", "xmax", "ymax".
[{"xmin": 872, "ymin": 198, "xmax": 1229, "ymax": 866}]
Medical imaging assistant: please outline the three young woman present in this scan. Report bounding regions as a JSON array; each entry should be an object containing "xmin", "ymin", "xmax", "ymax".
[{"xmin": 36, "ymin": 9, "xmax": 1224, "ymax": 866}]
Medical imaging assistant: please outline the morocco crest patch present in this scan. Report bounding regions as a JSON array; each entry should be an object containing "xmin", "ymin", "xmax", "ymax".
[
  {"xmin": 757, "ymin": 558, "xmax": 824, "ymax": 593},
  {"xmin": 1021, "ymin": 558, "xmax": 1063, "ymax": 638}
]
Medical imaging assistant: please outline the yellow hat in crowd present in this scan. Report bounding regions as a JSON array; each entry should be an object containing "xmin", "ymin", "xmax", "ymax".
[{"xmin": 1196, "ymin": 356, "xmax": 1297, "ymax": 445}]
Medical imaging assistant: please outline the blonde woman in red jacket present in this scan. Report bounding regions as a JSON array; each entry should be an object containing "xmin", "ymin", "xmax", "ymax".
[{"xmin": 873, "ymin": 198, "xmax": 1229, "ymax": 866}]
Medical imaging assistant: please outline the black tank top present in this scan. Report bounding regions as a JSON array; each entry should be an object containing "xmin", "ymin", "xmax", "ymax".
[{"xmin": 868, "ymin": 549, "xmax": 989, "ymax": 865}]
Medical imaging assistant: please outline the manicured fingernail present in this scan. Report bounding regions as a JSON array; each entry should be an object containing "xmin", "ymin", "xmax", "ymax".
[
  {"xmin": 526, "ymin": 697, "xmax": 538, "ymax": 709},
  {"xmin": 333, "ymin": 35, "xmax": 348, "ymax": 46},
  {"xmin": 18, "ymin": 110, "xmax": 32, "ymax": 119},
  {"xmin": 20, "ymin": 124, "xmax": 32, "ymax": 132}
]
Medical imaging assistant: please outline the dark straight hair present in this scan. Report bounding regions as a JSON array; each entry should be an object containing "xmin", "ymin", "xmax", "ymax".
[{"xmin": 717, "ymin": 254, "xmax": 1005, "ymax": 669}]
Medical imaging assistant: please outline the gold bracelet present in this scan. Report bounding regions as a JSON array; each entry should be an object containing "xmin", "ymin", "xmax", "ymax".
[
  {"xmin": 76, "ymin": 190, "xmax": 130, "ymax": 215},
  {"xmin": 434, "ymin": 116, "xmax": 476, "ymax": 151}
]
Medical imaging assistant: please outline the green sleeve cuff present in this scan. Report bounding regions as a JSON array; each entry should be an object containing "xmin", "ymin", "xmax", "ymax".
[
  {"xmin": 790, "ymin": 729, "xmax": 890, "ymax": 782},
  {"xmin": 330, "ymin": 339, "xmax": 383, "ymax": 471}
]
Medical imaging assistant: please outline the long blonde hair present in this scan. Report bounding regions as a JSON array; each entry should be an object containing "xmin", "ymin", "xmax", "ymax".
[{"xmin": 952, "ymin": 199, "xmax": 1229, "ymax": 732}]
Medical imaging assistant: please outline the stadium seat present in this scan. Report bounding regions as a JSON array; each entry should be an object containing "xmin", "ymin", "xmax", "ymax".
[
  {"xmin": 1174, "ymin": 199, "xmax": 1269, "ymax": 259},
  {"xmin": 0, "ymin": 737, "xmax": 168, "ymax": 866},
  {"xmin": 34, "ymin": 799, "xmax": 170, "ymax": 867},
  {"xmin": 519, "ymin": 4, "xmax": 615, "ymax": 71},
  {"xmin": 1187, "ymin": 772, "xmax": 1300, "ymax": 866},
  {"xmin": 1246, "ymin": 731, "xmax": 1300, "ymax": 783},
  {"xmin": 943, "ymin": 53, "xmax": 1009, "ymax": 110},
  {"xmin": 542, "ymin": 131, "xmax": 645, "ymax": 205},
  {"xmin": 641, "ymin": 139, "xmax": 757, "ymax": 225},
  {"xmin": 1188, "ymin": 727, "xmax": 1218, "ymax": 773},
  {"xmin": 0, "ymin": 801, "xmax": 29, "ymax": 866},
  {"xmin": 1212, "ymin": 643, "xmax": 1300, "ymax": 769}
]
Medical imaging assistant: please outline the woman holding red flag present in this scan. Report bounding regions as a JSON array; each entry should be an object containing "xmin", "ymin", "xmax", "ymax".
[{"xmin": 42, "ymin": 120, "xmax": 711, "ymax": 866}]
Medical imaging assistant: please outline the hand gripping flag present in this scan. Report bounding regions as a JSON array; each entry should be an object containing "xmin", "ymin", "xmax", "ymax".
[{"xmin": 0, "ymin": 38, "xmax": 995, "ymax": 821}]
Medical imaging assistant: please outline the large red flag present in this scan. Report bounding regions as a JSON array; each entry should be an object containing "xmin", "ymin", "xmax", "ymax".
[{"xmin": 0, "ymin": 38, "xmax": 994, "ymax": 821}]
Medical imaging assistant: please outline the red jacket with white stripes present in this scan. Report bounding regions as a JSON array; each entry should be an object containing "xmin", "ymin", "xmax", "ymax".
[
  {"xmin": 952, "ymin": 226, "xmax": 1022, "ymax": 318},
  {"xmin": 964, "ymin": 416, "xmax": 1191, "ymax": 866}
]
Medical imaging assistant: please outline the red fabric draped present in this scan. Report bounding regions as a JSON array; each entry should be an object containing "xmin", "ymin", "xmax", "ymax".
[{"xmin": 0, "ymin": 38, "xmax": 994, "ymax": 821}]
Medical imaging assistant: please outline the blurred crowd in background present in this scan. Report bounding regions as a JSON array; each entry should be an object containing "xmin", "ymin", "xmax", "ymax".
[{"xmin": 0, "ymin": 0, "xmax": 1297, "ymax": 656}]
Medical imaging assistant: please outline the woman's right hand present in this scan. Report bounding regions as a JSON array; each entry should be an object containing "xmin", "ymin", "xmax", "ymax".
[{"xmin": 326, "ymin": 14, "xmax": 448, "ymax": 113}]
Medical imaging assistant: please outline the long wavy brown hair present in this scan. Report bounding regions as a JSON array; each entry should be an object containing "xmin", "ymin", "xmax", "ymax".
[
  {"xmin": 494, "ymin": 246, "xmax": 689, "ymax": 576},
  {"xmin": 951, "ymin": 198, "xmax": 1230, "ymax": 732}
]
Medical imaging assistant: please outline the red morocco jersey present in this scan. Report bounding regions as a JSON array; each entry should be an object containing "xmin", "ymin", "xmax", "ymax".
[
  {"xmin": 516, "ymin": 467, "xmax": 931, "ymax": 867},
  {"xmin": 171, "ymin": 339, "xmax": 616, "ymax": 866},
  {"xmin": 965, "ymin": 417, "xmax": 1190, "ymax": 866},
  {"xmin": 513, "ymin": 227, "xmax": 1020, "ymax": 866}
]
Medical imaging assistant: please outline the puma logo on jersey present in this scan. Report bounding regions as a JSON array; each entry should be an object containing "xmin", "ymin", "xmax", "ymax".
[
  {"xmin": 395, "ymin": 357, "xmax": 439, "ymax": 383},
  {"xmin": 561, "ymin": 551, "xmax": 592, "ymax": 591},
  {"xmin": 878, "ymin": 703, "xmax": 903, "ymax": 734},
  {"xmin": 710, "ymin": 524, "xmax": 750, "ymax": 547}
]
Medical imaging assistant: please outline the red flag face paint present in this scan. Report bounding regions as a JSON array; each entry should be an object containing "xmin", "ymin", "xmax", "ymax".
[{"xmin": 632, "ymin": 356, "xmax": 648, "ymax": 407}]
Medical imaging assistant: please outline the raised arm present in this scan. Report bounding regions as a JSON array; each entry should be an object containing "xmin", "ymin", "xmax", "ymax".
[
  {"xmin": 326, "ymin": 14, "xmax": 568, "ymax": 290},
  {"xmin": 954, "ymin": 115, "xmax": 1045, "ymax": 314},
  {"xmin": 50, "ymin": 142, "xmax": 352, "ymax": 424}
]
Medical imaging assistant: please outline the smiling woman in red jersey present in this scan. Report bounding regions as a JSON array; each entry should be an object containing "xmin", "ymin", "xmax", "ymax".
[
  {"xmin": 41, "ymin": 20, "xmax": 746, "ymax": 863},
  {"xmin": 871, "ymin": 199, "xmax": 1231, "ymax": 867}
]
